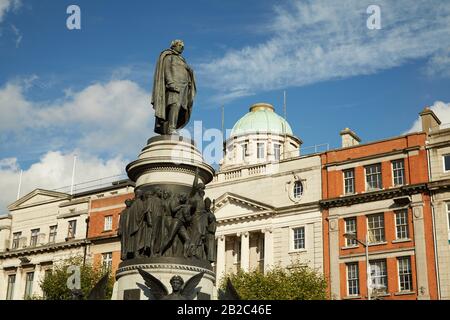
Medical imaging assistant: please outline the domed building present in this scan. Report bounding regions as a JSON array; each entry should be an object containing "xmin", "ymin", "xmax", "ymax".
[
  {"xmin": 206, "ymin": 102, "xmax": 323, "ymax": 284},
  {"xmin": 221, "ymin": 103, "xmax": 302, "ymax": 169}
]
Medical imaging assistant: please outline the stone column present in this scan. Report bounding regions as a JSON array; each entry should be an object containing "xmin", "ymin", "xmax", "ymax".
[
  {"xmin": 215, "ymin": 235, "xmax": 226, "ymax": 283},
  {"xmin": 328, "ymin": 217, "xmax": 340, "ymax": 299},
  {"xmin": 411, "ymin": 199, "xmax": 430, "ymax": 300},
  {"xmin": 0, "ymin": 268, "xmax": 5, "ymax": 300},
  {"xmin": 240, "ymin": 232, "xmax": 250, "ymax": 272},
  {"xmin": 263, "ymin": 228, "xmax": 273, "ymax": 273},
  {"xmin": 14, "ymin": 267, "xmax": 23, "ymax": 300},
  {"xmin": 33, "ymin": 264, "xmax": 43, "ymax": 297}
]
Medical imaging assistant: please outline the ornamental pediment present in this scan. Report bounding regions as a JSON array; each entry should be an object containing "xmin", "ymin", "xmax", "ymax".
[
  {"xmin": 8, "ymin": 189, "xmax": 70, "ymax": 211},
  {"xmin": 212, "ymin": 192, "xmax": 274, "ymax": 222}
]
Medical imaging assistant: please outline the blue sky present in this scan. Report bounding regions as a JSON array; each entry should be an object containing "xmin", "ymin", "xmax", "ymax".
[{"xmin": 1, "ymin": 0, "xmax": 450, "ymax": 212}]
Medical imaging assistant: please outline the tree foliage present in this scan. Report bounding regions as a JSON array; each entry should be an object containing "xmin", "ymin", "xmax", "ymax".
[
  {"xmin": 39, "ymin": 256, "xmax": 114, "ymax": 300},
  {"xmin": 220, "ymin": 261, "xmax": 327, "ymax": 300}
]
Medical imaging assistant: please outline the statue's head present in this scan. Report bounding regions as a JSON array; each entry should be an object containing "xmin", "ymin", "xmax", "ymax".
[
  {"xmin": 155, "ymin": 187, "xmax": 163, "ymax": 198},
  {"xmin": 170, "ymin": 275, "xmax": 184, "ymax": 292},
  {"xmin": 135, "ymin": 189, "xmax": 144, "ymax": 199},
  {"xmin": 178, "ymin": 193, "xmax": 187, "ymax": 204},
  {"xmin": 204, "ymin": 197, "xmax": 212, "ymax": 210},
  {"xmin": 163, "ymin": 190, "xmax": 171, "ymax": 199},
  {"xmin": 170, "ymin": 39, "xmax": 184, "ymax": 54},
  {"xmin": 125, "ymin": 199, "xmax": 133, "ymax": 207},
  {"xmin": 197, "ymin": 183, "xmax": 205, "ymax": 197}
]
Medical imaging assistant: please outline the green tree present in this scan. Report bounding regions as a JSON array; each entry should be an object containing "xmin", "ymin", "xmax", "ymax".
[
  {"xmin": 220, "ymin": 261, "xmax": 327, "ymax": 300},
  {"xmin": 39, "ymin": 256, "xmax": 114, "ymax": 300}
]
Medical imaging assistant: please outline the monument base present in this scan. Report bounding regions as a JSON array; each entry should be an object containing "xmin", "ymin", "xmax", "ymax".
[{"xmin": 112, "ymin": 257, "xmax": 216, "ymax": 300}]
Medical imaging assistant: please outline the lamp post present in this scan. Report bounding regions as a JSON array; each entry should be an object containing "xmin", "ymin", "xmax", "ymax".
[{"xmin": 344, "ymin": 232, "xmax": 371, "ymax": 300}]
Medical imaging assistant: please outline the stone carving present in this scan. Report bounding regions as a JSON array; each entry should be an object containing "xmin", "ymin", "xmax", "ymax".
[
  {"xmin": 137, "ymin": 268, "xmax": 204, "ymax": 300},
  {"xmin": 118, "ymin": 170, "xmax": 216, "ymax": 264},
  {"xmin": 151, "ymin": 39, "xmax": 196, "ymax": 135}
]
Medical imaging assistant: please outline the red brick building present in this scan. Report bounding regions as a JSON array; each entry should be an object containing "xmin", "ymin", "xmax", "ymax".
[
  {"xmin": 321, "ymin": 129, "xmax": 437, "ymax": 300},
  {"xmin": 86, "ymin": 180, "xmax": 133, "ymax": 275}
]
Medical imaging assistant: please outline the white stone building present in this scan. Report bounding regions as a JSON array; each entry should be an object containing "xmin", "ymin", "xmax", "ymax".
[{"xmin": 207, "ymin": 103, "xmax": 324, "ymax": 284}]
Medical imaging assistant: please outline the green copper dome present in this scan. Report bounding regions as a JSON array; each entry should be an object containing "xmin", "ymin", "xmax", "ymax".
[{"xmin": 231, "ymin": 103, "xmax": 293, "ymax": 137}]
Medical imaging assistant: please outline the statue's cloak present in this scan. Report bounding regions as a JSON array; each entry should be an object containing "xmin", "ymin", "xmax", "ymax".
[{"xmin": 151, "ymin": 49, "xmax": 196, "ymax": 134}]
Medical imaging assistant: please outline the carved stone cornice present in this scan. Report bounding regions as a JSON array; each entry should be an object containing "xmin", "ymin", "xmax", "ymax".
[
  {"xmin": 320, "ymin": 183, "xmax": 427, "ymax": 209},
  {"xmin": 0, "ymin": 239, "xmax": 89, "ymax": 259}
]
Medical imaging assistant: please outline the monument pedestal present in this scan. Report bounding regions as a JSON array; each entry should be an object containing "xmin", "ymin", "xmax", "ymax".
[
  {"xmin": 113, "ymin": 257, "xmax": 215, "ymax": 300},
  {"xmin": 113, "ymin": 135, "xmax": 216, "ymax": 300}
]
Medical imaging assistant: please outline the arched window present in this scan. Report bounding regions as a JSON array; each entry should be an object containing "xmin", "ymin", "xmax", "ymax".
[{"xmin": 293, "ymin": 181, "xmax": 303, "ymax": 198}]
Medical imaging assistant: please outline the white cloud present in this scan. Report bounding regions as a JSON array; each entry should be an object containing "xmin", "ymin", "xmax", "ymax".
[
  {"xmin": 10, "ymin": 23, "xmax": 21, "ymax": 47},
  {"xmin": 0, "ymin": 77, "xmax": 154, "ymax": 156},
  {"xmin": 0, "ymin": 0, "xmax": 20, "ymax": 23},
  {"xmin": 406, "ymin": 101, "xmax": 450, "ymax": 133},
  {"xmin": 424, "ymin": 48, "xmax": 450, "ymax": 79},
  {"xmin": 198, "ymin": 0, "xmax": 450, "ymax": 102},
  {"xmin": 0, "ymin": 151, "xmax": 127, "ymax": 213}
]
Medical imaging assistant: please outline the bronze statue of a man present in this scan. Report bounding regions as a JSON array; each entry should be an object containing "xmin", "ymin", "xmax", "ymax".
[{"xmin": 151, "ymin": 39, "xmax": 196, "ymax": 135}]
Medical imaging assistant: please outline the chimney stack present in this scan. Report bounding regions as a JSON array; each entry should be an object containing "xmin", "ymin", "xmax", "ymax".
[
  {"xmin": 419, "ymin": 107, "xmax": 441, "ymax": 133},
  {"xmin": 340, "ymin": 128, "xmax": 361, "ymax": 148}
]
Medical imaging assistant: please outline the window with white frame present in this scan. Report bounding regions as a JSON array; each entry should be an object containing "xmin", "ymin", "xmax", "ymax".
[
  {"xmin": 24, "ymin": 272, "xmax": 34, "ymax": 299},
  {"xmin": 347, "ymin": 263, "xmax": 360, "ymax": 296},
  {"xmin": 395, "ymin": 210, "xmax": 409, "ymax": 240},
  {"xmin": 30, "ymin": 228, "xmax": 39, "ymax": 247},
  {"xmin": 293, "ymin": 181, "xmax": 303, "ymax": 199},
  {"xmin": 398, "ymin": 256, "xmax": 412, "ymax": 292},
  {"xmin": 344, "ymin": 217, "xmax": 357, "ymax": 246},
  {"xmin": 366, "ymin": 164, "xmax": 382, "ymax": 191},
  {"xmin": 370, "ymin": 259, "xmax": 387, "ymax": 293},
  {"xmin": 104, "ymin": 215, "xmax": 113, "ymax": 231},
  {"xmin": 12, "ymin": 232, "xmax": 21, "ymax": 249},
  {"xmin": 67, "ymin": 220, "xmax": 77, "ymax": 239},
  {"xmin": 392, "ymin": 160, "xmax": 405, "ymax": 186},
  {"xmin": 6, "ymin": 274, "xmax": 15, "ymax": 300},
  {"xmin": 367, "ymin": 213, "xmax": 385, "ymax": 243},
  {"xmin": 343, "ymin": 169, "xmax": 355, "ymax": 194},
  {"xmin": 257, "ymin": 142, "xmax": 265, "ymax": 159},
  {"xmin": 444, "ymin": 154, "xmax": 450, "ymax": 172},
  {"xmin": 102, "ymin": 252, "xmax": 113, "ymax": 271},
  {"xmin": 293, "ymin": 227, "xmax": 305, "ymax": 250},
  {"xmin": 49, "ymin": 225, "xmax": 57, "ymax": 243},
  {"xmin": 274, "ymin": 144, "xmax": 281, "ymax": 161},
  {"xmin": 241, "ymin": 143, "xmax": 247, "ymax": 160}
]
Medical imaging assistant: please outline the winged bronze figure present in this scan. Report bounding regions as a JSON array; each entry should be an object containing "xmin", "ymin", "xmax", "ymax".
[
  {"xmin": 137, "ymin": 268, "xmax": 204, "ymax": 300},
  {"xmin": 70, "ymin": 273, "xmax": 109, "ymax": 300},
  {"xmin": 218, "ymin": 278, "xmax": 241, "ymax": 300}
]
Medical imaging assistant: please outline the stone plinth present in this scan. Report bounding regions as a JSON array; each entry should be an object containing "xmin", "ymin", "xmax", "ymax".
[{"xmin": 112, "ymin": 257, "xmax": 215, "ymax": 300}]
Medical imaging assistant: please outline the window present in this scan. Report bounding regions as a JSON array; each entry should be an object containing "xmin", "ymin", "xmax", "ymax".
[
  {"xmin": 395, "ymin": 210, "xmax": 409, "ymax": 240},
  {"xmin": 347, "ymin": 263, "xmax": 360, "ymax": 296},
  {"xmin": 398, "ymin": 257, "xmax": 412, "ymax": 292},
  {"xmin": 30, "ymin": 228, "xmax": 39, "ymax": 247},
  {"xmin": 104, "ymin": 216, "xmax": 113, "ymax": 231},
  {"xmin": 392, "ymin": 160, "xmax": 405, "ymax": 186},
  {"xmin": 24, "ymin": 272, "xmax": 34, "ymax": 299},
  {"xmin": 257, "ymin": 143, "xmax": 265, "ymax": 159},
  {"xmin": 102, "ymin": 252, "xmax": 113, "ymax": 271},
  {"xmin": 6, "ymin": 274, "xmax": 15, "ymax": 300},
  {"xmin": 12, "ymin": 232, "xmax": 21, "ymax": 249},
  {"xmin": 49, "ymin": 225, "xmax": 57, "ymax": 243},
  {"xmin": 67, "ymin": 220, "xmax": 77, "ymax": 239},
  {"xmin": 366, "ymin": 164, "xmax": 382, "ymax": 191},
  {"xmin": 444, "ymin": 154, "xmax": 450, "ymax": 172},
  {"xmin": 367, "ymin": 213, "xmax": 385, "ymax": 243},
  {"xmin": 293, "ymin": 227, "xmax": 305, "ymax": 250},
  {"xmin": 370, "ymin": 260, "xmax": 387, "ymax": 293},
  {"xmin": 241, "ymin": 143, "xmax": 247, "ymax": 160},
  {"xmin": 343, "ymin": 169, "xmax": 355, "ymax": 194},
  {"xmin": 274, "ymin": 144, "xmax": 281, "ymax": 161},
  {"xmin": 293, "ymin": 181, "xmax": 303, "ymax": 198},
  {"xmin": 344, "ymin": 218, "xmax": 357, "ymax": 246}
]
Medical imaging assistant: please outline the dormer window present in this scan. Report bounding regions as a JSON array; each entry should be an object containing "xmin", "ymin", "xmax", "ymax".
[
  {"xmin": 257, "ymin": 143, "xmax": 265, "ymax": 159},
  {"xmin": 274, "ymin": 144, "xmax": 281, "ymax": 161},
  {"xmin": 293, "ymin": 181, "xmax": 303, "ymax": 199}
]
